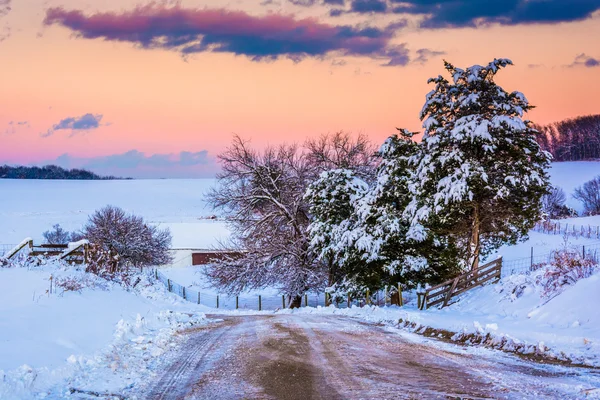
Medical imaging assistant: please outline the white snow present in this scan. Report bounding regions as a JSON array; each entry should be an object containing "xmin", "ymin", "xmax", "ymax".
[
  {"xmin": 0, "ymin": 179, "xmax": 230, "ymax": 249},
  {"xmin": 0, "ymin": 261, "xmax": 212, "ymax": 399},
  {"xmin": 282, "ymin": 267, "xmax": 600, "ymax": 367},
  {"xmin": 549, "ymin": 161, "xmax": 600, "ymax": 213}
]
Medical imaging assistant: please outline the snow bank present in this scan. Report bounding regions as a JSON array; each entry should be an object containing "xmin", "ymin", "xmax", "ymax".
[
  {"xmin": 0, "ymin": 262, "xmax": 212, "ymax": 399},
  {"xmin": 282, "ymin": 268, "xmax": 600, "ymax": 367}
]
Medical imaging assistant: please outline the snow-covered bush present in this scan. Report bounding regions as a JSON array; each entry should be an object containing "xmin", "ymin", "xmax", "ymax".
[
  {"xmin": 53, "ymin": 273, "xmax": 110, "ymax": 293},
  {"xmin": 82, "ymin": 206, "xmax": 173, "ymax": 276},
  {"xmin": 574, "ymin": 176, "xmax": 600, "ymax": 216},
  {"xmin": 42, "ymin": 224, "xmax": 76, "ymax": 244},
  {"xmin": 542, "ymin": 187, "xmax": 577, "ymax": 219},
  {"xmin": 539, "ymin": 248, "xmax": 598, "ymax": 297}
]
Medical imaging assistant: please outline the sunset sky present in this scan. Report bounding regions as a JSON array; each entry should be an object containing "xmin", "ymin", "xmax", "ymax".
[{"xmin": 1, "ymin": 0, "xmax": 599, "ymax": 177}]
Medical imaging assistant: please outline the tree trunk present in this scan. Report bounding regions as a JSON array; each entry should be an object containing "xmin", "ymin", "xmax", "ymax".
[
  {"xmin": 469, "ymin": 204, "xmax": 481, "ymax": 271},
  {"xmin": 288, "ymin": 295, "xmax": 302, "ymax": 309}
]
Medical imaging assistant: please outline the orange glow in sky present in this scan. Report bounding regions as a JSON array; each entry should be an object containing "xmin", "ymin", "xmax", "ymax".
[{"xmin": 1, "ymin": 0, "xmax": 599, "ymax": 177}]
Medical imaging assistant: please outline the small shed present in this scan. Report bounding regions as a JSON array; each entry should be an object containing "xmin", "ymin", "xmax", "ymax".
[{"xmin": 191, "ymin": 250, "xmax": 243, "ymax": 265}]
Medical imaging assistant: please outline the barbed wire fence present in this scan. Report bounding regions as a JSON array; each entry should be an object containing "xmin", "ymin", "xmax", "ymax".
[
  {"xmin": 500, "ymin": 242, "xmax": 600, "ymax": 277},
  {"xmin": 533, "ymin": 220, "xmax": 600, "ymax": 239},
  {"xmin": 153, "ymin": 269, "xmax": 397, "ymax": 311}
]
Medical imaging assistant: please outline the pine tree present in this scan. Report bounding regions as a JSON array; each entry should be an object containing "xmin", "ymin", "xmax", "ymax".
[
  {"xmin": 306, "ymin": 131, "xmax": 461, "ymax": 289},
  {"xmin": 305, "ymin": 168, "xmax": 369, "ymax": 286},
  {"xmin": 407, "ymin": 59, "xmax": 551, "ymax": 270}
]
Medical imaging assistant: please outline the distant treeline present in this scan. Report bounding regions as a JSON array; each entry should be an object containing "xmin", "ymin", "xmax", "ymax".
[
  {"xmin": 536, "ymin": 114, "xmax": 600, "ymax": 161},
  {"xmin": 0, "ymin": 165, "xmax": 126, "ymax": 180}
]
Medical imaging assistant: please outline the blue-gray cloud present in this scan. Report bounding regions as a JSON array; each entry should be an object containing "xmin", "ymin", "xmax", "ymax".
[
  {"xmin": 381, "ymin": 44, "xmax": 409, "ymax": 66},
  {"xmin": 391, "ymin": 0, "xmax": 600, "ymax": 28},
  {"xmin": 414, "ymin": 48, "xmax": 445, "ymax": 64},
  {"xmin": 0, "ymin": 0, "xmax": 10, "ymax": 18},
  {"xmin": 570, "ymin": 53, "xmax": 600, "ymax": 67},
  {"xmin": 44, "ymin": 5, "xmax": 405, "ymax": 64},
  {"xmin": 4, "ymin": 120, "xmax": 30, "ymax": 135},
  {"xmin": 45, "ymin": 150, "xmax": 219, "ymax": 178},
  {"xmin": 42, "ymin": 113, "xmax": 104, "ymax": 138},
  {"xmin": 324, "ymin": 0, "xmax": 345, "ymax": 4},
  {"xmin": 351, "ymin": 0, "xmax": 387, "ymax": 13},
  {"xmin": 288, "ymin": 0, "xmax": 317, "ymax": 6}
]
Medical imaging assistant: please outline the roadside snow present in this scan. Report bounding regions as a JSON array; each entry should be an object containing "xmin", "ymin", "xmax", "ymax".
[
  {"xmin": 280, "ymin": 268, "xmax": 600, "ymax": 367},
  {"xmin": 0, "ymin": 262, "xmax": 212, "ymax": 399}
]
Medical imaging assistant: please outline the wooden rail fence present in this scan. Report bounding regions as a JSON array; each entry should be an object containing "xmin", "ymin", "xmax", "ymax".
[
  {"xmin": 417, "ymin": 258, "xmax": 503, "ymax": 310},
  {"xmin": 3, "ymin": 239, "xmax": 88, "ymax": 264}
]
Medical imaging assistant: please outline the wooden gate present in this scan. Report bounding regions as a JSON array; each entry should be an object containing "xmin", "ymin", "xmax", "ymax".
[{"xmin": 417, "ymin": 258, "xmax": 502, "ymax": 310}]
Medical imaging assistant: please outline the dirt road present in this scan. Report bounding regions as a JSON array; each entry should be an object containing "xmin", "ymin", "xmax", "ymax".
[{"xmin": 145, "ymin": 314, "xmax": 600, "ymax": 399}]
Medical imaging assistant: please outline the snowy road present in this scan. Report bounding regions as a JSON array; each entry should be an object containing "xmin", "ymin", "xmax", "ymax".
[{"xmin": 145, "ymin": 314, "xmax": 600, "ymax": 399}]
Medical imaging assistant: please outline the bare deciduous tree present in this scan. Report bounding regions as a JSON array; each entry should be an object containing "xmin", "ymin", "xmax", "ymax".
[
  {"xmin": 542, "ymin": 187, "xmax": 568, "ymax": 219},
  {"xmin": 42, "ymin": 224, "xmax": 73, "ymax": 244},
  {"xmin": 305, "ymin": 131, "xmax": 376, "ymax": 180},
  {"xmin": 574, "ymin": 177, "xmax": 600, "ymax": 216},
  {"xmin": 206, "ymin": 133, "xmax": 375, "ymax": 303},
  {"xmin": 82, "ymin": 205, "xmax": 172, "ymax": 275}
]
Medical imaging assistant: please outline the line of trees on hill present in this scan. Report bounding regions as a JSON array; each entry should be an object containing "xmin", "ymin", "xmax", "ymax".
[
  {"xmin": 0, "ymin": 165, "xmax": 125, "ymax": 180},
  {"xmin": 535, "ymin": 114, "xmax": 600, "ymax": 161}
]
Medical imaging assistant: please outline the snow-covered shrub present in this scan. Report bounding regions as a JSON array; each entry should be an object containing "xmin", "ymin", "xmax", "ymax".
[
  {"xmin": 574, "ymin": 176, "xmax": 600, "ymax": 216},
  {"xmin": 539, "ymin": 248, "xmax": 598, "ymax": 297},
  {"xmin": 42, "ymin": 224, "xmax": 76, "ymax": 244},
  {"xmin": 542, "ymin": 187, "xmax": 577, "ymax": 219},
  {"xmin": 82, "ymin": 206, "xmax": 173, "ymax": 276},
  {"xmin": 53, "ymin": 274, "xmax": 109, "ymax": 293}
]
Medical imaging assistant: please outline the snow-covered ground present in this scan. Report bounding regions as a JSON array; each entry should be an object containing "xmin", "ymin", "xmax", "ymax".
[
  {"xmin": 0, "ymin": 161, "xmax": 598, "ymax": 258},
  {"xmin": 1, "ymin": 162, "xmax": 600, "ymax": 398},
  {"xmin": 0, "ymin": 179, "xmax": 229, "ymax": 248},
  {"xmin": 0, "ymin": 261, "xmax": 212, "ymax": 399},
  {"xmin": 282, "ymin": 266, "xmax": 600, "ymax": 368}
]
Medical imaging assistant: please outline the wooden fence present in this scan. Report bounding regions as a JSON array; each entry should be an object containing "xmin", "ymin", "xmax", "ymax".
[
  {"xmin": 417, "ymin": 258, "xmax": 503, "ymax": 310},
  {"xmin": 3, "ymin": 239, "xmax": 88, "ymax": 264}
]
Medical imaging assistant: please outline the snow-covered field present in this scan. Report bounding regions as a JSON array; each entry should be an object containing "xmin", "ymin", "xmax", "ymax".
[
  {"xmin": 0, "ymin": 260, "xmax": 212, "ymax": 399},
  {"xmin": 0, "ymin": 179, "xmax": 229, "ymax": 248},
  {"xmin": 1, "ymin": 161, "xmax": 600, "ymax": 398},
  {"xmin": 549, "ymin": 161, "xmax": 600, "ymax": 213}
]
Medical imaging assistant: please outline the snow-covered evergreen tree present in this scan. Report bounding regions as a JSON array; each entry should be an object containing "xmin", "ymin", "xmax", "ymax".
[
  {"xmin": 407, "ymin": 59, "xmax": 551, "ymax": 270},
  {"xmin": 305, "ymin": 169, "xmax": 369, "ymax": 286},
  {"xmin": 306, "ymin": 131, "xmax": 461, "ymax": 289}
]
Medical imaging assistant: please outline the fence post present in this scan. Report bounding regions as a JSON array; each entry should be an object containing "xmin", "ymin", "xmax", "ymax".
[
  {"xmin": 398, "ymin": 283, "xmax": 403, "ymax": 307},
  {"xmin": 282, "ymin": 295, "xmax": 285, "ymax": 309},
  {"xmin": 183, "ymin": 286, "xmax": 186, "ymax": 300},
  {"xmin": 259, "ymin": 295, "xmax": 262, "ymax": 311},
  {"xmin": 216, "ymin": 295, "xmax": 219, "ymax": 309},
  {"xmin": 197, "ymin": 292, "xmax": 201, "ymax": 305},
  {"xmin": 304, "ymin": 294, "xmax": 308, "ymax": 307},
  {"xmin": 325, "ymin": 292, "xmax": 329, "ymax": 307},
  {"xmin": 155, "ymin": 268, "xmax": 158, "ymax": 280},
  {"xmin": 366, "ymin": 289, "xmax": 370, "ymax": 306},
  {"xmin": 167, "ymin": 279, "xmax": 172, "ymax": 292},
  {"xmin": 236, "ymin": 296, "xmax": 239, "ymax": 309},
  {"xmin": 530, "ymin": 247, "xmax": 534, "ymax": 271},
  {"xmin": 384, "ymin": 286, "xmax": 388, "ymax": 306},
  {"xmin": 583, "ymin": 245, "xmax": 586, "ymax": 259}
]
